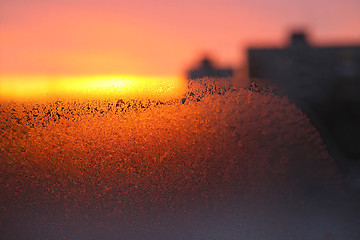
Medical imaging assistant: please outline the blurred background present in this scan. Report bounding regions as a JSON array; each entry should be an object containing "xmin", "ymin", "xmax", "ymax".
[{"xmin": 1, "ymin": 0, "xmax": 359, "ymax": 77}]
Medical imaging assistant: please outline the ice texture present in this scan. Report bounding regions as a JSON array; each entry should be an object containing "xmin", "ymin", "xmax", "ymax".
[{"xmin": 0, "ymin": 77, "xmax": 358, "ymax": 239}]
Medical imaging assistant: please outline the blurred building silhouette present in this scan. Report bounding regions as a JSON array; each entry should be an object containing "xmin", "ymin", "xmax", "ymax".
[
  {"xmin": 248, "ymin": 32, "xmax": 360, "ymax": 106},
  {"xmin": 187, "ymin": 57, "xmax": 233, "ymax": 79},
  {"xmin": 248, "ymin": 31, "xmax": 360, "ymax": 165}
]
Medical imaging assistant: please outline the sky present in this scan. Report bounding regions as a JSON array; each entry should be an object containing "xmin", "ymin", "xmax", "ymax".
[{"xmin": 1, "ymin": 0, "xmax": 360, "ymax": 77}]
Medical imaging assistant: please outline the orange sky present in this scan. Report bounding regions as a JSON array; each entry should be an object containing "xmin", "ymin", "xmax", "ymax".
[{"xmin": 1, "ymin": 0, "xmax": 360, "ymax": 77}]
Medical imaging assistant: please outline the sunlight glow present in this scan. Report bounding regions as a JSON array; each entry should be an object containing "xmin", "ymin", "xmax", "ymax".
[{"xmin": 0, "ymin": 75, "xmax": 188, "ymax": 101}]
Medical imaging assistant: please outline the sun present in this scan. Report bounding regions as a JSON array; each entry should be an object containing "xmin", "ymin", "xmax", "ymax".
[{"xmin": 0, "ymin": 75, "xmax": 188, "ymax": 101}]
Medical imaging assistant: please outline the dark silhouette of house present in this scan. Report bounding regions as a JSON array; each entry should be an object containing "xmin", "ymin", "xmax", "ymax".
[
  {"xmin": 187, "ymin": 57, "xmax": 233, "ymax": 79},
  {"xmin": 248, "ymin": 31, "xmax": 360, "ymax": 166},
  {"xmin": 248, "ymin": 32, "xmax": 360, "ymax": 106}
]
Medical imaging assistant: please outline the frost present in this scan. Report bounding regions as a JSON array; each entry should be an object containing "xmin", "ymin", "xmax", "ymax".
[{"xmin": 0, "ymin": 77, "xmax": 350, "ymax": 239}]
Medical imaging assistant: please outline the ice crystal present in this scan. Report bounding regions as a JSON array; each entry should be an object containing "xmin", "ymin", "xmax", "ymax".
[{"xmin": 1, "ymin": 77, "xmax": 348, "ymax": 239}]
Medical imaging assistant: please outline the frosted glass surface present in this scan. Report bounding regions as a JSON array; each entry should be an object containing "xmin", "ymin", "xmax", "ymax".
[{"xmin": 1, "ymin": 78, "xmax": 358, "ymax": 239}]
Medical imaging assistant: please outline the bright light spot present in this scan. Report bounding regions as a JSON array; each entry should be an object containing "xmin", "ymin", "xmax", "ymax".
[{"xmin": 0, "ymin": 75, "xmax": 188, "ymax": 101}]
